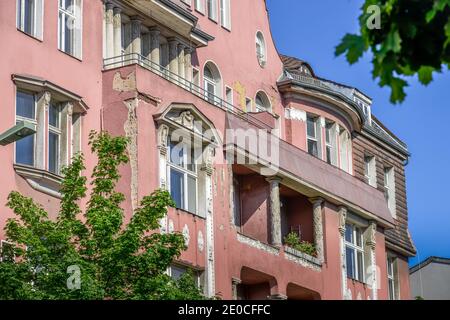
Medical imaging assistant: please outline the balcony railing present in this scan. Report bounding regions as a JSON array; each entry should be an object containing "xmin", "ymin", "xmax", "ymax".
[{"xmin": 103, "ymin": 53, "xmax": 272, "ymax": 130}]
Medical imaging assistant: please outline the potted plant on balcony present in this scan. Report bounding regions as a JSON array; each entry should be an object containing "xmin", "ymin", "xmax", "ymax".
[{"xmin": 283, "ymin": 232, "xmax": 317, "ymax": 258}]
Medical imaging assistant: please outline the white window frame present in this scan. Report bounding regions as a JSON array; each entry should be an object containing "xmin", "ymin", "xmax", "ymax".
[
  {"xmin": 168, "ymin": 264, "xmax": 203, "ymax": 289},
  {"xmin": 220, "ymin": 0, "xmax": 231, "ymax": 30},
  {"xmin": 345, "ymin": 223, "xmax": 365, "ymax": 283},
  {"xmin": 58, "ymin": 0, "xmax": 83, "ymax": 59},
  {"xmin": 15, "ymin": 90, "xmax": 37, "ymax": 167},
  {"xmin": 325, "ymin": 121, "xmax": 337, "ymax": 166},
  {"xmin": 225, "ymin": 86, "xmax": 233, "ymax": 109},
  {"xmin": 384, "ymin": 167, "xmax": 396, "ymax": 217},
  {"xmin": 387, "ymin": 257, "xmax": 396, "ymax": 300},
  {"xmin": 207, "ymin": 0, "xmax": 218, "ymax": 21},
  {"xmin": 306, "ymin": 115, "xmax": 320, "ymax": 158},
  {"xmin": 364, "ymin": 155, "xmax": 377, "ymax": 187},
  {"xmin": 17, "ymin": 0, "xmax": 44, "ymax": 40},
  {"xmin": 256, "ymin": 31, "xmax": 267, "ymax": 67},
  {"xmin": 194, "ymin": 0, "xmax": 205, "ymax": 13},
  {"xmin": 167, "ymin": 140, "xmax": 198, "ymax": 214},
  {"xmin": 339, "ymin": 127, "xmax": 351, "ymax": 173},
  {"xmin": 48, "ymin": 103, "xmax": 62, "ymax": 174}
]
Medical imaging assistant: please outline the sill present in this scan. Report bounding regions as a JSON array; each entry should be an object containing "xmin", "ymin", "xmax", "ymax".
[
  {"xmin": 236, "ymin": 233, "xmax": 280, "ymax": 256},
  {"xmin": 194, "ymin": 9, "xmax": 205, "ymax": 16},
  {"xmin": 284, "ymin": 246, "xmax": 322, "ymax": 267},
  {"xmin": 173, "ymin": 207, "xmax": 206, "ymax": 220},
  {"xmin": 13, "ymin": 164, "xmax": 63, "ymax": 199},
  {"xmin": 208, "ymin": 17, "xmax": 219, "ymax": 24},
  {"xmin": 17, "ymin": 28, "xmax": 43, "ymax": 42},
  {"xmin": 58, "ymin": 49, "xmax": 83, "ymax": 62},
  {"xmin": 347, "ymin": 277, "xmax": 368, "ymax": 286},
  {"xmin": 221, "ymin": 25, "xmax": 232, "ymax": 33}
]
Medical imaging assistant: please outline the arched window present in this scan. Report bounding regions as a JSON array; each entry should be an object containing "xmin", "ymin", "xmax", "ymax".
[
  {"xmin": 203, "ymin": 62, "xmax": 222, "ymax": 105},
  {"xmin": 256, "ymin": 32, "xmax": 267, "ymax": 67},
  {"xmin": 255, "ymin": 91, "xmax": 271, "ymax": 112}
]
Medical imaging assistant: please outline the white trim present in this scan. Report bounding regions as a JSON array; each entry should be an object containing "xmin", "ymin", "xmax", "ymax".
[
  {"xmin": 220, "ymin": 0, "xmax": 231, "ymax": 30},
  {"xmin": 254, "ymin": 90, "xmax": 272, "ymax": 113},
  {"xmin": 344, "ymin": 223, "xmax": 365, "ymax": 283},
  {"xmin": 255, "ymin": 31, "xmax": 267, "ymax": 68}
]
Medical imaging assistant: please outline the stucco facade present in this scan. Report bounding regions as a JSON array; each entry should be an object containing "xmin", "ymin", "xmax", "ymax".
[{"xmin": 0, "ymin": 0, "xmax": 415, "ymax": 300}]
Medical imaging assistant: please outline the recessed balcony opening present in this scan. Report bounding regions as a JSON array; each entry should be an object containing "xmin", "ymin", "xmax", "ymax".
[
  {"xmin": 286, "ymin": 283, "xmax": 321, "ymax": 300},
  {"xmin": 232, "ymin": 165, "xmax": 270, "ymax": 244},
  {"xmin": 280, "ymin": 186, "xmax": 314, "ymax": 244},
  {"xmin": 236, "ymin": 267, "xmax": 276, "ymax": 300}
]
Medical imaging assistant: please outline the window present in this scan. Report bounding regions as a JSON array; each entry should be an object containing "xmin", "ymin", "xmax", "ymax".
[
  {"xmin": 207, "ymin": 0, "xmax": 218, "ymax": 21},
  {"xmin": 169, "ymin": 264, "xmax": 204, "ymax": 289},
  {"xmin": 364, "ymin": 155, "xmax": 377, "ymax": 187},
  {"xmin": 17, "ymin": 0, "xmax": 43, "ymax": 39},
  {"xmin": 384, "ymin": 167, "xmax": 396, "ymax": 217},
  {"xmin": 203, "ymin": 62, "xmax": 222, "ymax": 105},
  {"xmin": 0, "ymin": 241, "xmax": 15, "ymax": 263},
  {"xmin": 220, "ymin": 0, "xmax": 231, "ymax": 30},
  {"xmin": 345, "ymin": 224, "xmax": 365, "ymax": 282},
  {"xmin": 256, "ymin": 32, "xmax": 266, "ymax": 67},
  {"xmin": 195, "ymin": 0, "xmax": 205, "ymax": 13},
  {"xmin": 339, "ymin": 128, "xmax": 351, "ymax": 173},
  {"xmin": 387, "ymin": 257, "xmax": 399, "ymax": 300},
  {"xmin": 307, "ymin": 116, "xmax": 320, "ymax": 158},
  {"xmin": 325, "ymin": 121, "xmax": 337, "ymax": 165},
  {"xmin": 245, "ymin": 97, "xmax": 252, "ymax": 112},
  {"xmin": 15, "ymin": 91, "xmax": 36, "ymax": 166},
  {"xmin": 225, "ymin": 86, "xmax": 233, "ymax": 109},
  {"xmin": 58, "ymin": 0, "xmax": 82, "ymax": 58},
  {"xmin": 255, "ymin": 91, "xmax": 271, "ymax": 113},
  {"xmin": 168, "ymin": 140, "xmax": 197, "ymax": 214},
  {"xmin": 48, "ymin": 103, "xmax": 61, "ymax": 174}
]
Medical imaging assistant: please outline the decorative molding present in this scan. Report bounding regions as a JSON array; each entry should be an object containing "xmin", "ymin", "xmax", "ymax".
[
  {"xmin": 284, "ymin": 107, "xmax": 306, "ymax": 122},
  {"xmin": 168, "ymin": 219, "xmax": 174, "ymax": 233},
  {"xmin": 198, "ymin": 231, "xmax": 204, "ymax": 252},
  {"xmin": 284, "ymin": 246, "xmax": 322, "ymax": 271},
  {"xmin": 237, "ymin": 233, "xmax": 280, "ymax": 256},
  {"xmin": 182, "ymin": 224, "xmax": 190, "ymax": 247}
]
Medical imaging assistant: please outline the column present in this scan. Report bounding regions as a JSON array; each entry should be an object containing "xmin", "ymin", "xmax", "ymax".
[
  {"xmin": 113, "ymin": 7, "xmax": 122, "ymax": 63},
  {"xmin": 105, "ymin": 2, "xmax": 114, "ymax": 59},
  {"xmin": 184, "ymin": 47, "xmax": 193, "ymax": 84},
  {"xmin": 338, "ymin": 206, "xmax": 350, "ymax": 300},
  {"xmin": 178, "ymin": 43, "xmax": 186, "ymax": 84},
  {"xmin": 309, "ymin": 197, "xmax": 325, "ymax": 263},
  {"xmin": 35, "ymin": 91, "xmax": 50, "ymax": 170},
  {"xmin": 266, "ymin": 177, "xmax": 282, "ymax": 247},
  {"xmin": 149, "ymin": 27, "xmax": 161, "ymax": 68},
  {"xmin": 130, "ymin": 17, "xmax": 142, "ymax": 60},
  {"xmin": 367, "ymin": 221, "xmax": 378, "ymax": 300},
  {"xmin": 231, "ymin": 278, "xmax": 241, "ymax": 300},
  {"xmin": 60, "ymin": 102, "xmax": 73, "ymax": 169},
  {"xmin": 168, "ymin": 38, "xmax": 179, "ymax": 76}
]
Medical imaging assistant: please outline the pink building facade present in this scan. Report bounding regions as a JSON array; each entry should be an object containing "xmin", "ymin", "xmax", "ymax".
[{"xmin": 0, "ymin": 0, "xmax": 415, "ymax": 300}]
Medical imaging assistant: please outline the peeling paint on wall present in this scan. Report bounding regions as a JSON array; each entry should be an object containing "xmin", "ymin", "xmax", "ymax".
[
  {"xmin": 233, "ymin": 81, "xmax": 247, "ymax": 110},
  {"xmin": 124, "ymin": 98, "xmax": 139, "ymax": 212},
  {"xmin": 113, "ymin": 71, "xmax": 137, "ymax": 92}
]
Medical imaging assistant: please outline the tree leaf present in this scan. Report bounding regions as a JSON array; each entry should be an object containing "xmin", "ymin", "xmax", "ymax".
[
  {"xmin": 389, "ymin": 77, "xmax": 408, "ymax": 103},
  {"xmin": 418, "ymin": 66, "xmax": 435, "ymax": 85},
  {"xmin": 335, "ymin": 34, "xmax": 366, "ymax": 64}
]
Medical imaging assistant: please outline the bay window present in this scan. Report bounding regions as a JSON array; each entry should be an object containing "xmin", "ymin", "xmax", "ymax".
[
  {"xmin": 307, "ymin": 115, "xmax": 321, "ymax": 158},
  {"xmin": 15, "ymin": 91, "xmax": 37, "ymax": 166},
  {"xmin": 17, "ymin": 0, "xmax": 43, "ymax": 39},
  {"xmin": 58, "ymin": 0, "xmax": 82, "ymax": 58},
  {"xmin": 345, "ymin": 223, "xmax": 365, "ymax": 282},
  {"xmin": 168, "ymin": 140, "xmax": 198, "ymax": 214}
]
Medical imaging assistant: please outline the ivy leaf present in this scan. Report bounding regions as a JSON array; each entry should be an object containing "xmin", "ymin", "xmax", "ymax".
[
  {"xmin": 445, "ymin": 17, "xmax": 450, "ymax": 48},
  {"xmin": 418, "ymin": 66, "xmax": 435, "ymax": 85},
  {"xmin": 385, "ymin": 29, "xmax": 402, "ymax": 53},
  {"xmin": 335, "ymin": 34, "xmax": 366, "ymax": 64}
]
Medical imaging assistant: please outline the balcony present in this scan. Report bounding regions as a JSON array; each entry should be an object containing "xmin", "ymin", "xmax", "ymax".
[{"xmin": 103, "ymin": 53, "xmax": 275, "ymax": 130}]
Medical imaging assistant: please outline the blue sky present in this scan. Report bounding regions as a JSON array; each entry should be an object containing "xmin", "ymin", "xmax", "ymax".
[{"xmin": 266, "ymin": 0, "xmax": 450, "ymax": 266}]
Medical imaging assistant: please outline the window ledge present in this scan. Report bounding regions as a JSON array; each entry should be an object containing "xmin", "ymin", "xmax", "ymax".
[
  {"xmin": 14, "ymin": 164, "xmax": 62, "ymax": 199},
  {"xmin": 174, "ymin": 207, "xmax": 206, "ymax": 220},
  {"xmin": 284, "ymin": 246, "xmax": 322, "ymax": 269},
  {"xmin": 16, "ymin": 28, "xmax": 43, "ymax": 42},
  {"xmin": 236, "ymin": 233, "xmax": 280, "ymax": 256}
]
